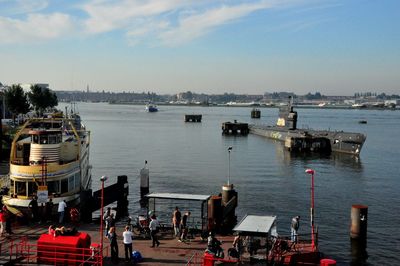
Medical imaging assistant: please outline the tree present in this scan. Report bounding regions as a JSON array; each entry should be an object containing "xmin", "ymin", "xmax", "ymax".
[
  {"xmin": 28, "ymin": 84, "xmax": 58, "ymax": 115},
  {"xmin": 4, "ymin": 84, "xmax": 31, "ymax": 121}
]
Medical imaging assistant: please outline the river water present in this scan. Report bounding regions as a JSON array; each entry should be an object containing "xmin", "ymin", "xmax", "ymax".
[{"xmin": 59, "ymin": 103, "xmax": 399, "ymax": 264}]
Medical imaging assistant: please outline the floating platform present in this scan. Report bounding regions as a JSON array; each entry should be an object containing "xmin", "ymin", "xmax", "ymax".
[
  {"xmin": 185, "ymin": 114, "xmax": 202, "ymax": 122},
  {"xmin": 222, "ymin": 121, "xmax": 249, "ymax": 135}
]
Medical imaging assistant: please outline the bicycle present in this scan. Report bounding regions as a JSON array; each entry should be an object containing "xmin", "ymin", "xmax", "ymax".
[{"xmin": 128, "ymin": 215, "xmax": 151, "ymax": 239}]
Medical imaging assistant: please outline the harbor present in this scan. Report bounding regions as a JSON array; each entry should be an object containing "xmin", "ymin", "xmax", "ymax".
[{"xmin": 0, "ymin": 103, "xmax": 399, "ymax": 265}]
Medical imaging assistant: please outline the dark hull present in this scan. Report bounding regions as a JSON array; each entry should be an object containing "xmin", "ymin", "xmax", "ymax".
[{"xmin": 249, "ymin": 125, "xmax": 366, "ymax": 155}]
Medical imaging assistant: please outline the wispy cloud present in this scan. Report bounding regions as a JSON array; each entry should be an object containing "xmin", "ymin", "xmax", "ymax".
[
  {"xmin": 0, "ymin": 13, "xmax": 73, "ymax": 43},
  {"xmin": 0, "ymin": 0, "xmax": 49, "ymax": 15},
  {"xmin": 82, "ymin": 0, "xmax": 193, "ymax": 34},
  {"xmin": 158, "ymin": 1, "xmax": 275, "ymax": 46},
  {"xmin": 0, "ymin": 0, "xmax": 328, "ymax": 45}
]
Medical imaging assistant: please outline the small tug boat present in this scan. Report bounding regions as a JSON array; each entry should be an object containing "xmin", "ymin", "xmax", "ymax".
[{"xmin": 145, "ymin": 103, "xmax": 158, "ymax": 112}]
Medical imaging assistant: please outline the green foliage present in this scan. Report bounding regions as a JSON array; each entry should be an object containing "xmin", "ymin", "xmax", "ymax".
[
  {"xmin": 4, "ymin": 84, "xmax": 31, "ymax": 118},
  {"xmin": 28, "ymin": 84, "xmax": 58, "ymax": 114}
]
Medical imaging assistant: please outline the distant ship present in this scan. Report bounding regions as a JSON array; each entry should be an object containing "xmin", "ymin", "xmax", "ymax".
[
  {"xmin": 249, "ymin": 97, "xmax": 366, "ymax": 155},
  {"xmin": 145, "ymin": 103, "xmax": 158, "ymax": 112},
  {"xmin": 2, "ymin": 111, "xmax": 91, "ymax": 214},
  {"xmin": 352, "ymin": 103, "xmax": 367, "ymax": 108}
]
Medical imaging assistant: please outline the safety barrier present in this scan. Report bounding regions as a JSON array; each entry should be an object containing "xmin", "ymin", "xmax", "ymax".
[{"xmin": 8, "ymin": 241, "xmax": 108, "ymax": 265}]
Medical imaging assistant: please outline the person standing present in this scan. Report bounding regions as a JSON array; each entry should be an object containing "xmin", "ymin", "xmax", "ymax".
[
  {"xmin": 58, "ymin": 200, "xmax": 67, "ymax": 224},
  {"xmin": 291, "ymin": 216, "xmax": 300, "ymax": 243},
  {"xmin": 122, "ymin": 225, "xmax": 133, "ymax": 262},
  {"xmin": 172, "ymin": 206, "xmax": 181, "ymax": 238},
  {"xmin": 45, "ymin": 198, "xmax": 54, "ymax": 222},
  {"xmin": 107, "ymin": 226, "xmax": 119, "ymax": 263},
  {"xmin": 28, "ymin": 196, "xmax": 39, "ymax": 222},
  {"xmin": 105, "ymin": 213, "xmax": 114, "ymax": 237},
  {"xmin": 149, "ymin": 214, "xmax": 160, "ymax": 247},
  {"xmin": 3, "ymin": 206, "xmax": 13, "ymax": 235},
  {"xmin": 0, "ymin": 209, "xmax": 5, "ymax": 237},
  {"xmin": 179, "ymin": 211, "xmax": 191, "ymax": 242}
]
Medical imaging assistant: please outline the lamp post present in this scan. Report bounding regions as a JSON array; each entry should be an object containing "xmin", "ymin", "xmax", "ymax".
[
  {"xmin": 305, "ymin": 169, "xmax": 315, "ymax": 250},
  {"xmin": 227, "ymin": 146, "xmax": 232, "ymax": 185},
  {"xmin": 99, "ymin": 176, "xmax": 108, "ymax": 263}
]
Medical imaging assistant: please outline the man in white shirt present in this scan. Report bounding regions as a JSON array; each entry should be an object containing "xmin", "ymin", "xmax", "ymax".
[
  {"xmin": 149, "ymin": 215, "xmax": 160, "ymax": 247},
  {"xmin": 122, "ymin": 225, "xmax": 134, "ymax": 262},
  {"xmin": 58, "ymin": 200, "xmax": 67, "ymax": 224}
]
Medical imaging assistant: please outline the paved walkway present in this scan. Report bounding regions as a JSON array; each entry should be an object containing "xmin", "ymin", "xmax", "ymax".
[{"xmin": 0, "ymin": 221, "xmax": 238, "ymax": 265}]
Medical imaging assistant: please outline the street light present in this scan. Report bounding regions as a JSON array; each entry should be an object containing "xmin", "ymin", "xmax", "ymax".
[
  {"xmin": 99, "ymin": 175, "xmax": 108, "ymax": 263},
  {"xmin": 305, "ymin": 169, "xmax": 315, "ymax": 250},
  {"xmin": 227, "ymin": 146, "xmax": 232, "ymax": 185}
]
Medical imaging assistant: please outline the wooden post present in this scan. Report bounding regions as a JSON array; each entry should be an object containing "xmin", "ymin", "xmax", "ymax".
[{"xmin": 116, "ymin": 175, "xmax": 129, "ymax": 219}]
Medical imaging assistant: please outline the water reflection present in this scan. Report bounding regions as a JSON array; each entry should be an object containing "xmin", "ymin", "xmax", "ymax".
[{"xmin": 275, "ymin": 145, "xmax": 363, "ymax": 171}]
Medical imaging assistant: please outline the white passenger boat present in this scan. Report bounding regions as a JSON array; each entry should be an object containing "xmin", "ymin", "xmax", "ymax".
[{"xmin": 2, "ymin": 111, "xmax": 91, "ymax": 213}]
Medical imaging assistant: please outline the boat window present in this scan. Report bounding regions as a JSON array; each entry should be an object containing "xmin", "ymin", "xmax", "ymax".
[
  {"xmin": 32, "ymin": 135, "xmax": 39, "ymax": 144},
  {"xmin": 47, "ymin": 181, "xmax": 59, "ymax": 194},
  {"xmin": 16, "ymin": 181, "xmax": 26, "ymax": 196},
  {"xmin": 61, "ymin": 179, "xmax": 68, "ymax": 194},
  {"xmin": 40, "ymin": 136, "xmax": 48, "ymax": 144},
  {"xmin": 28, "ymin": 182, "xmax": 38, "ymax": 197},
  {"xmin": 75, "ymin": 173, "xmax": 80, "ymax": 189},
  {"xmin": 69, "ymin": 175, "xmax": 75, "ymax": 191},
  {"xmin": 49, "ymin": 135, "xmax": 57, "ymax": 144}
]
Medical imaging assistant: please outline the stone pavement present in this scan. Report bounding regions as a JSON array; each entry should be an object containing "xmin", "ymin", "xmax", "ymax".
[{"xmin": 0, "ymin": 220, "xmax": 237, "ymax": 265}]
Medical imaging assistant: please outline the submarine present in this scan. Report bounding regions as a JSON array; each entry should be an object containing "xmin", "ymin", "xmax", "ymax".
[{"xmin": 249, "ymin": 97, "xmax": 366, "ymax": 155}]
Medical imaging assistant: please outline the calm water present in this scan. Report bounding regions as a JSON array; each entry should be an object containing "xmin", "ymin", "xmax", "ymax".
[{"xmin": 63, "ymin": 103, "xmax": 398, "ymax": 265}]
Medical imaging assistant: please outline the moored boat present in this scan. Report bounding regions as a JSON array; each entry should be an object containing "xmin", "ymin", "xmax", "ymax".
[
  {"xmin": 2, "ymin": 111, "xmax": 91, "ymax": 214},
  {"xmin": 145, "ymin": 103, "xmax": 158, "ymax": 112},
  {"xmin": 249, "ymin": 97, "xmax": 366, "ymax": 155}
]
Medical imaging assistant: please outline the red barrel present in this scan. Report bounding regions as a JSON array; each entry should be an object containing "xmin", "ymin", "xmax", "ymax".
[{"xmin": 320, "ymin": 258, "xmax": 337, "ymax": 266}]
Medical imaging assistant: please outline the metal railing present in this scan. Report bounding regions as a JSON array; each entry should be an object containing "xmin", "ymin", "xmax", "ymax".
[{"xmin": 8, "ymin": 240, "xmax": 108, "ymax": 265}]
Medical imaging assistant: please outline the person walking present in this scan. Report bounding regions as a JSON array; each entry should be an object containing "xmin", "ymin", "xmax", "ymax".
[
  {"xmin": 172, "ymin": 206, "xmax": 181, "ymax": 238},
  {"xmin": 58, "ymin": 200, "xmax": 67, "ymax": 224},
  {"xmin": 179, "ymin": 211, "xmax": 191, "ymax": 242},
  {"xmin": 122, "ymin": 225, "xmax": 134, "ymax": 262},
  {"xmin": 291, "ymin": 216, "xmax": 300, "ymax": 243},
  {"xmin": 149, "ymin": 214, "xmax": 160, "ymax": 247},
  {"xmin": 107, "ymin": 226, "xmax": 119, "ymax": 263}
]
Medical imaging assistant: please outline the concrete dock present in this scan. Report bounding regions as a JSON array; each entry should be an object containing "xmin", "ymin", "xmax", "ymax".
[{"xmin": 0, "ymin": 220, "xmax": 237, "ymax": 265}]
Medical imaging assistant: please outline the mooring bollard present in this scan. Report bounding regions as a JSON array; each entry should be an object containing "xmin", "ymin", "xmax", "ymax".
[
  {"xmin": 221, "ymin": 184, "xmax": 238, "ymax": 232},
  {"xmin": 350, "ymin": 204, "xmax": 368, "ymax": 263},
  {"xmin": 350, "ymin": 205, "xmax": 368, "ymax": 239}
]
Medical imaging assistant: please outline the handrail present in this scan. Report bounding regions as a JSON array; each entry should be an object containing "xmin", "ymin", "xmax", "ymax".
[{"xmin": 9, "ymin": 241, "xmax": 107, "ymax": 265}]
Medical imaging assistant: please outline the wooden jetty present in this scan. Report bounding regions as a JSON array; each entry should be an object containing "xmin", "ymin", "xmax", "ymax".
[
  {"xmin": 222, "ymin": 120, "xmax": 249, "ymax": 135},
  {"xmin": 185, "ymin": 114, "xmax": 202, "ymax": 122}
]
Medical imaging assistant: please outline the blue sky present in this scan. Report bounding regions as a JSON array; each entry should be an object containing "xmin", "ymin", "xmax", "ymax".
[{"xmin": 0, "ymin": 0, "xmax": 399, "ymax": 95}]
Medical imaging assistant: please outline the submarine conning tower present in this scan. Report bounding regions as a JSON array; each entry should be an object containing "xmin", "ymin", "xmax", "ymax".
[{"xmin": 276, "ymin": 97, "xmax": 298, "ymax": 130}]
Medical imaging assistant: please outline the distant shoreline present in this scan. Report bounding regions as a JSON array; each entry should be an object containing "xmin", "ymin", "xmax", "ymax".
[{"xmin": 102, "ymin": 101, "xmax": 399, "ymax": 110}]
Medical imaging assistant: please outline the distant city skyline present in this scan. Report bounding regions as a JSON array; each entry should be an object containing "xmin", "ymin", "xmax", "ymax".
[{"xmin": 1, "ymin": 0, "xmax": 399, "ymax": 96}]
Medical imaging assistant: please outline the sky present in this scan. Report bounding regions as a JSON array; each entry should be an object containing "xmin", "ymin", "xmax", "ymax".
[{"xmin": 0, "ymin": 0, "xmax": 399, "ymax": 96}]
